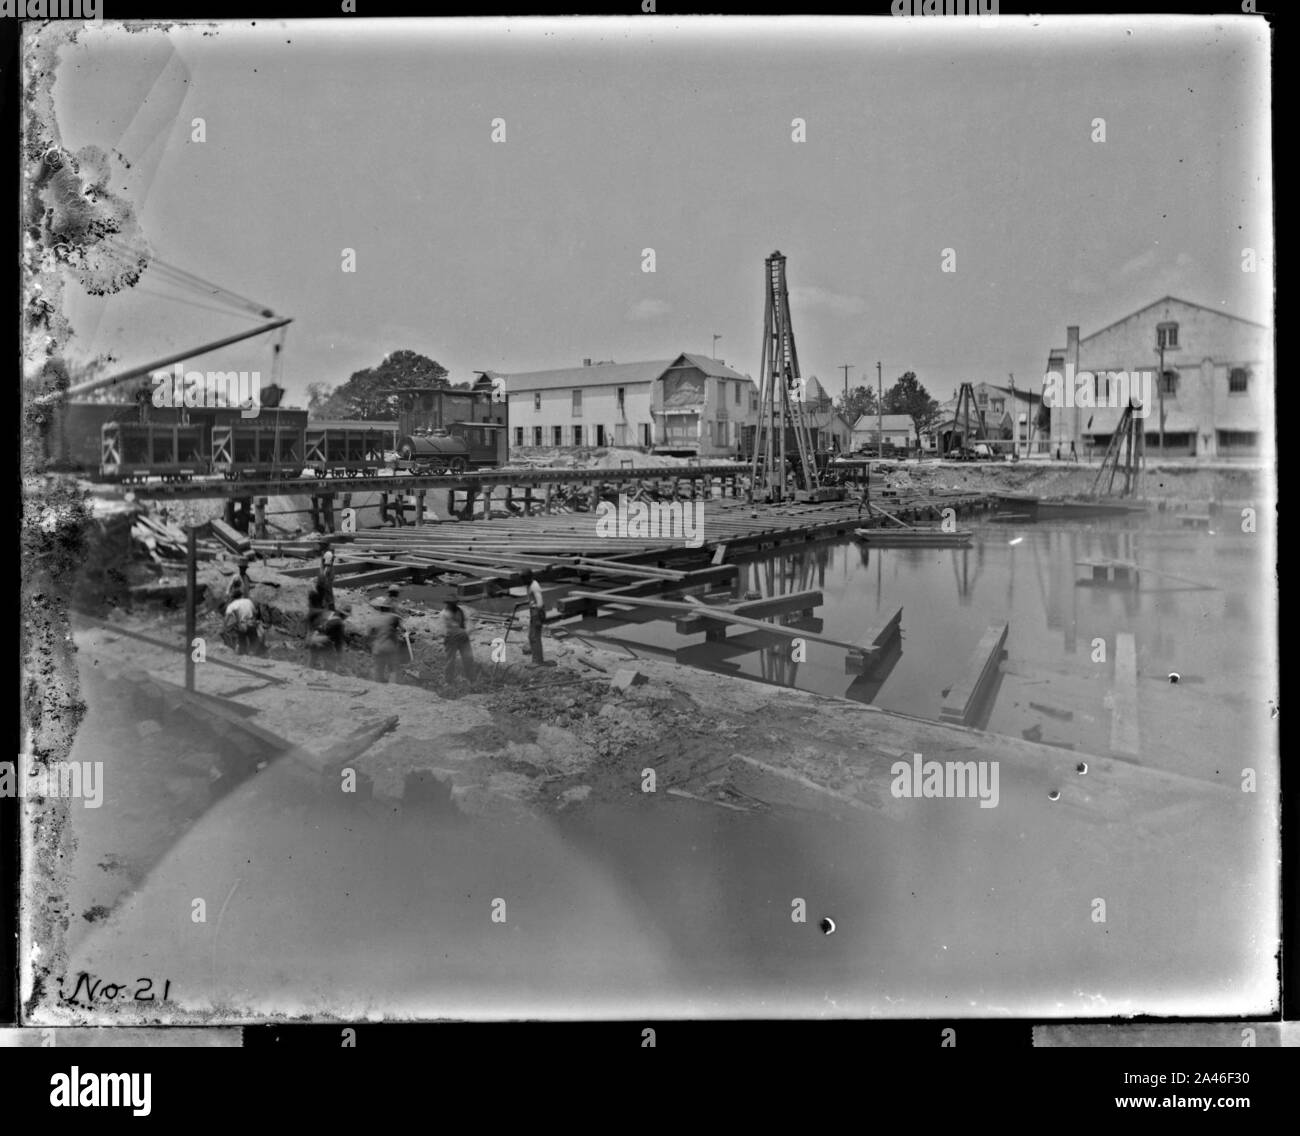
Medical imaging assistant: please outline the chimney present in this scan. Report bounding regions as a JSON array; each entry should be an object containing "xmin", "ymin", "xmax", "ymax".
[{"xmin": 583, "ymin": 358, "xmax": 592, "ymax": 367}]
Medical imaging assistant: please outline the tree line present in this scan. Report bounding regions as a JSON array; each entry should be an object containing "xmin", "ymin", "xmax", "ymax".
[{"xmin": 305, "ymin": 349, "xmax": 473, "ymax": 420}]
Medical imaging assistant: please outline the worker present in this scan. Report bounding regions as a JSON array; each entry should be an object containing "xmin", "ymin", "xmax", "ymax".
[
  {"xmin": 370, "ymin": 596, "xmax": 406, "ymax": 683},
  {"xmin": 306, "ymin": 585, "xmax": 344, "ymax": 671},
  {"xmin": 317, "ymin": 549, "xmax": 336, "ymax": 610},
  {"xmin": 856, "ymin": 468, "xmax": 871, "ymax": 520},
  {"xmin": 1069, "ymin": 440, "xmax": 1079, "ymax": 463},
  {"xmin": 521, "ymin": 570, "xmax": 546, "ymax": 665},
  {"xmin": 224, "ymin": 582, "xmax": 259, "ymax": 656},
  {"xmin": 226, "ymin": 555, "xmax": 253, "ymax": 604},
  {"xmin": 441, "ymin": 598, "xmax": 476, "ymax": 684}
]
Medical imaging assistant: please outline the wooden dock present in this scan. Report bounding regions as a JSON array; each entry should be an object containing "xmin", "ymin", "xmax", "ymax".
[{"xmin": 298, "ymin": 492, "xmax": 994, "ymax": 598}]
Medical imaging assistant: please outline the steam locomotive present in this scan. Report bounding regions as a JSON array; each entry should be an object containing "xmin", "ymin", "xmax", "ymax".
[{"xmin": 395, "ymin": 423, "xmax": 508, "ymax": 474}]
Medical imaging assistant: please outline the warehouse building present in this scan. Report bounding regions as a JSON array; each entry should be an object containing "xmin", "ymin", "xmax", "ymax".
[
  {"xmin": 1045, "ymin": 296, "xmax": 1272, "ymax": 459},
  {"xmin": 852, "ymin": 413, "xmax": 916, "ymax": 453},
  {"xmin": 494, "ymin": 353, "xmax": 758, "ymax": 458}
]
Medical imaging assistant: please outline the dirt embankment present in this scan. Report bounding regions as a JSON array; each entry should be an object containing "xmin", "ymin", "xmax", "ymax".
[{"xmin": 872, "ymin": 460, "xmax": 1268, "ymax": 505}]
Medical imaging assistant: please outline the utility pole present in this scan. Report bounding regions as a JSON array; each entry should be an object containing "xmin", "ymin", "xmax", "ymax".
[
  {"xmin": 839, "ymin": 363, "xmax": 854, "ymax": 411},
  {"xmin": 712, "ymin": 333, "xmax": 722, "ymax": 360},
  {"xmin": 877, "ymin": 361, "xmax": 883, "ymax": 455}
]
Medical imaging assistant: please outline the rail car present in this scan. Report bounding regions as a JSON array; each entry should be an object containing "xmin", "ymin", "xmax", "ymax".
[
  {"xmin": 99, "ymin": 421, "xmax": 209, "ymax": 482},
  {"xmin": 95, "ymin": 415, "xmax": 509, "ymax": 483},
  {"xmin": 99, "ymin": 413, "xmax": 398, "ymax": 482},
  {"xmin": 302, "ymin": 422, "xmax": 393, "ymax": 478}
]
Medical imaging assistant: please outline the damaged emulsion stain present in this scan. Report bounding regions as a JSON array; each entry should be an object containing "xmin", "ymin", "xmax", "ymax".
[{"xmin": 19, "ymin": 20, "xmax": 156, "ymax": 1023}]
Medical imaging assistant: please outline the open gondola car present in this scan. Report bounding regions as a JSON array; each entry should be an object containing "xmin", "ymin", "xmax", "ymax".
[{"xmin": 305, "ymin": 421, "xmax": 398, "ymax": 477}]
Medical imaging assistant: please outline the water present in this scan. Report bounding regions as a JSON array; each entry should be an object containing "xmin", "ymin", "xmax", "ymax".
[{"xmin": 590, "ymin": 515, "xmax": 1274, "ymax": 778}]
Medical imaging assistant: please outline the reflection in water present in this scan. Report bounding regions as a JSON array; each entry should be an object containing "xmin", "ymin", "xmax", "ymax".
[{"xmin": 602, "ymin": 517, "xmax": 1270, "ymax": 773}]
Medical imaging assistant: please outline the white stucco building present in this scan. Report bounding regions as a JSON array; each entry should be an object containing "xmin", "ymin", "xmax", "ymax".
[
  {"xmin": 1045, "ymin": 297, "xmax": 1272, "ymax": 459},
  {"xmin": 493, "ymin": 353, "xmax": 757, "ymax": 458}
]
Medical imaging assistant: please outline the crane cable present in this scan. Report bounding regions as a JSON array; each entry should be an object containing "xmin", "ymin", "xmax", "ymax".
[{"xmin": 102, "ymin": 237, "xmax": 275, "ymax": 319}]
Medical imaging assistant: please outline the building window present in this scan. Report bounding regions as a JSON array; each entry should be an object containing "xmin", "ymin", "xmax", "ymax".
[
  {"xmin": 595, "ymin": 424, "xmax": 605, "ymax": 447},
  {"xmin": 514, "ymin": 427, "xmax": 524, "ymax": 447},
  {"xmin": 534, "ymin": 392, "xmax": 541, "ymax": 411},
  {"xmin": 1159, "ymin": 370, "xmax": 1179, "ymax": 397},
  {"xmin": 617, "ymin": 387, "xmax": 625, "ymax": 412},
  {"xmin": 1217, "ymin": 430, "xmax": 1259, "ymax": 449},
  {"xmin": 533, "ymin": 426, "xmax": 542, "ymax": 446},
  {"xmin": 1228, "ymin": 368, "xmax": 1249, "ymax": 393},
  {"xmin": 734, "ymin": 382, "xmax": 741, "ymax": 405},
  {"xmin": 641, "ymin": 423, "xmax": 652, "ymax": 447},
  {"xmin": 573, "ymin": 424, "xmax": 583, "ymax": 446},
  {"xmin": 991, "ymin": 399, "xmax": 1004, "ymax": 414},
  {"xmin": 552, "ymin": 426, "xmax": 562, "ymax": 446},
  {"xmin": 572, "ymin": 389, "xmax": 582, "ymax": 416},
  {"xmin": 1157, "ymin": 322, "xmax": 1179, "ymax": 349}
]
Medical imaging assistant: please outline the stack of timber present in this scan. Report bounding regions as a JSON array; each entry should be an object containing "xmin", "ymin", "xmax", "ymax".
[{"xmin": 130, "ymin": 512, "xmax": 195, "ymax": 561}]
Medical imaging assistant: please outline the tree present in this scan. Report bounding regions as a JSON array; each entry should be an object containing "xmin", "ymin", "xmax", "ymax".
[
  {"xmin": 306, "ymin": 350, "xmax": 450, "ymax": 420},
  {"xmin": 884, "ymin": 371, "xmax": 941, "ymax": 451},
  {"xmin": 836, "ymin": 384, "xmax": 878, "ymax": 427}
]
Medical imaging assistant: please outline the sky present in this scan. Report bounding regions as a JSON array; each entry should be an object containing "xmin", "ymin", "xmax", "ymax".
[{"xmin": 50, "ymin": 15, "xmax": 1272, "ymax": 408}]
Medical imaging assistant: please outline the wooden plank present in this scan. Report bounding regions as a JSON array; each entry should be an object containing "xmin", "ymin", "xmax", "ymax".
[
  {"xmin": 556, "ymin": 565, "xmax": 738, "ymax": 617},
  {"xmin": 1110, "ymin": 631, "xmax": 1141, "ymax": 760},
  {"xmin": 567, "ymin": 590, "xmax": 873, "ymax": 652},
  {"xmin": 846, "ymin": 606, "xmax": 902, "ymax": 675},
  {"xmin": 674, "ymin": 590, "xmax": 824, "ymax": 634},
  {"xmin": 939, "ymin": 622, "xmax": 1008, "ymax": 726},
  {"xmin": 674, "ymin": 618, "xmax": 824, "ymax": 664},
  {"xmin": 211, "ymin": 518, "xmax": 252, "ymax": 554}
]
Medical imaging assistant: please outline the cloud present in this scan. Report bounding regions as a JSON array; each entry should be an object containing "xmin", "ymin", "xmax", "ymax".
[
  {"xmin": 788, "ymin": 285, "xmax": 865, "ymax": 315},
  {"xmin": 1116, "ymin": 248, "xmax": 1161, "ymax": 279},
  {"xmin": 625, "ymin": 298, "xmax": 672, "ymax": 321},
  {"xmin": 1116, "ymin": 248, "xmax": 1195, "ymax": 281}
]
